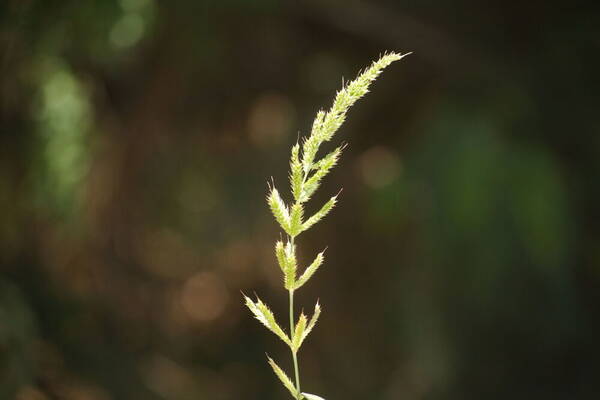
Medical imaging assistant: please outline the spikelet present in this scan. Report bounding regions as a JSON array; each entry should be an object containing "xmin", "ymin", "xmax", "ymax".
[
  {"xmin": 298, "ymin": 302, "xmax": 321, "ymax": 350},
  {"xmin": 291, "ymin": 302, "xmax": 321, "ymax": 353},
  {"xmin": 299, "ymin": 146, "xmax": 343, "ymax": 203},
  {"xmin": 275, "ymin": 240, "xmax": 297, "ymax": 289},
  {"xmin": 268, "ymin": 187, "xmax": 291, "ymax": 235},
  {"xmin": 302, "ymin": 196, "xmax": 337, "ymax": 232},
  {"xmin": 302, "ymin": 110, "xmax": 326, "ymax": 173},
  {"xmin": 295, "ymin": 251, "xmax": 325, "ymax": 290},
  {"xmin": 292, "ymin": 313, "xmax": 307, "ymax": 352},
  {"xmin": 317, "ymin": 52, "xmax": 405, "ymax": 143},
  {"xmin": 302, "ymin": 52, "xmax": 407, "ymax": 169},
  {"xmin": 289, "ymin": 203, "xmax": 304, "ymax": 237},
  {"xmin": 268, "ymin": 356, "xmax": 298, "ymax": 397},
  {"xmin": 290, "ymin": 144, "xmax": 304, "ymax": 201},
  {"xmin": 275, "ymin": 241, "xmax": 287, "ymax": 274},
  {"xmin": 244, "ymin": 295, "xmax": 290, "ymax": 346}
]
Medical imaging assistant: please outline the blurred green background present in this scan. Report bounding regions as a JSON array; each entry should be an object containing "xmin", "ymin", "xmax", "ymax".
[{"xmin": 1, "ymin": 0, "xmax": 599, "ymax": 399}]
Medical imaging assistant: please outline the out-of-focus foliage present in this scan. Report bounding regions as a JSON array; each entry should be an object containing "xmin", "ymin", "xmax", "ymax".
[{"xmin": 1, "ymin": 0, "xmax": 599, "ymax": 399}]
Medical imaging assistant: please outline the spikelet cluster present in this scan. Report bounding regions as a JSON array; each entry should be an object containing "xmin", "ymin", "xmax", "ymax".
[{"xmin": 244, "ymin": 52, "xmax": 407, "ymax": 400}]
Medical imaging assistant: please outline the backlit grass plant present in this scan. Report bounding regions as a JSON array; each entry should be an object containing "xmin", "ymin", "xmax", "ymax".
[{"xmin": 244, "ymin": 52, "xmax": 408, "ymax": 400}]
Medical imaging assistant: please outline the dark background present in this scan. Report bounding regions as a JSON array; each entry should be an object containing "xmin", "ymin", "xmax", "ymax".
[{"xmin": 1, "ymin": 1, "xmax": 599, "ymax": 399}]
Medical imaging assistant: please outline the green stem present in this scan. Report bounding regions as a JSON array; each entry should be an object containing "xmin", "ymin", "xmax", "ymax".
[
  {"xmin": 289, "ymin": 289, "xmax": 301, "ymax": 398},
  {"xmin": 289, "ymin": 236, "xmax": 301, "ymax": 399}
]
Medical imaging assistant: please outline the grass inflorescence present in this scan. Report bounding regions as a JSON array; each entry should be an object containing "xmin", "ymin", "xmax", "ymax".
[{"xmin": 244, "ymin": 52, "xmax": 408, "ymax": 400}]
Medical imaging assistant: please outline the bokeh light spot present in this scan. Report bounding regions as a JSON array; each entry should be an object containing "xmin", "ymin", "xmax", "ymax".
[
  {"xmin": 358, "ymin": 146, "xmax": 402, "ymax": 188},
  {"xmin": 180, "ymin": 272, "xmax": 229, "ymax": 323},
  {"xmin": 247, "ymin": 93, "xmax": 295, "ymax": 147},
  {"xmin": 110, "ymin": 13, "xmax": 145, "ymax": 48},
  {"xmin": 119, "ymin": 0, "xmax": 150, "ymax": 12}
]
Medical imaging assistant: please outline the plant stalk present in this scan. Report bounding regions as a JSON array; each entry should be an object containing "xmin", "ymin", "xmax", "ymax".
[
  {"xmin": 289, "ymin": 236, "xmax": 301, "ymax": 399},
  {"xmin": 289, "ymin": 289, "xmax": 301, "ymax": 398}
]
